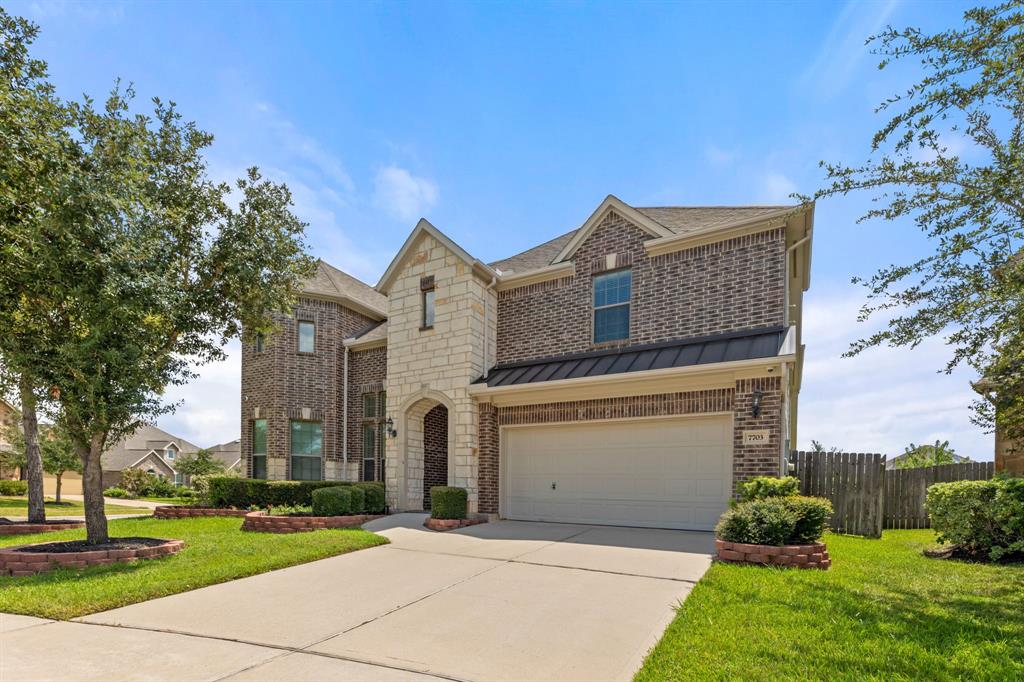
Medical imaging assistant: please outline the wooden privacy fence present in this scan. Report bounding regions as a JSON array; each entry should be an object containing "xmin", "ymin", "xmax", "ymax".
[{"xmin": 787, "ymin": 451, "xmax": 994, "ymax": 538}]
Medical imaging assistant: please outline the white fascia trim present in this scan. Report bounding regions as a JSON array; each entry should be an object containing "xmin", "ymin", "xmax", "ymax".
[
  {"xmin": 552, "ymin": 195, "xmax": 674, "ymax": 264},
  {"xmin": 376, "ymin": 218, "xmax": 500, "ymax": 294},
  {"xmin": 343, "ymin": 337, "xmax": 387, "ymax": 351},
  {"xmin": 780, "ymin": 326, "xmax": 797, "ymax": 356},
  {"xmin": 468, "ymin": 353, "xmax": 797, "ymax": 399},
  {"xmin": 494, "ymin": 261, "xmax": 576, "ymax": 291},
  {"xmin": 643, "ymin": 208, "xmax": 801, "ymax": 257}
]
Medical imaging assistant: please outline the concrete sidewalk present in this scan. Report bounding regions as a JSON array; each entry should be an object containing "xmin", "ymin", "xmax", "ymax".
[{"xmin": 2, "ymin": 514, "xmax": 713, "ymax": 681}]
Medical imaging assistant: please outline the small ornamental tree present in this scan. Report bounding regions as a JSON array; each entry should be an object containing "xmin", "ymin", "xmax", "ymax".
[
  {"xmin": 174, "ymin": 449, "xmax": 225, "ymax": 485},
  {"xmin": 0, "ymin": 10, "xmax": 315, "ymax": 544},
  {"xmin": 40, "ymin": 425, "xmax": 81, "ymax": 503},
  {"xmin": 896, "ymin": 439, "xmax": 960, "ymax": 469}
]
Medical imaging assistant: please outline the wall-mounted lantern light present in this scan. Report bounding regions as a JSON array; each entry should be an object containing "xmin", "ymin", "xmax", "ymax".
[
  {"xmin": 386, "ymin": 416, "xmax": 397, "ymax": 439},
  {"xmin": 751, "ymin": 390, "xmax": 763, "ymax": 418}
]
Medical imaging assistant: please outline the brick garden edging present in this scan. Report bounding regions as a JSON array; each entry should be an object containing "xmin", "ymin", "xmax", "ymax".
[
  {"xmin": 241, "ymin": 511, "xmax": 385, "ymax": 533},
  {"xmin": 424, "ymin": 517, "xmax": 488, "ymax": 532},
  {"xmin": 153, "ymin": 506, "xmax": 250, "ymax": 519},
  {"xmin": 0, "ymin": 521, "xmax": 85, "ymax": 536},
  {"xmin": 0, "ymin": 539, "xmax": 184, "ymax": 577},
  {"xmin": 715, "ymin": 539, "xmax": 831, "ymax": 570}
]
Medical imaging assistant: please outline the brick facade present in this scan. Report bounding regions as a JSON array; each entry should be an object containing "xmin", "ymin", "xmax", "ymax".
[
  {"xmin": 422, "ymin": 404, "xmax": 449, "ymax": 509},
  {"xmin": 347, "ymin": 345, "xmax": 387, "ymax": 481},
  {"xmin": 240, "ymin": 299, "xmax": 377, "ymax": 481},
  {"xmin": 496, "ymin": 211, "xmax": 786, "ymax": 365}
]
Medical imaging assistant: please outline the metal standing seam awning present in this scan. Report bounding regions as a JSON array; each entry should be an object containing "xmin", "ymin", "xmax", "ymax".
[{"xmin": 475, "ymin": 326, "xmax": 788, "ymax": 388}]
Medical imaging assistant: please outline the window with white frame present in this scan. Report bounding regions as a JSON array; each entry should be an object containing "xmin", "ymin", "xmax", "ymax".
[{"xmin": 593, "ymin": 268, "xmax": 632, "ymax": 343}]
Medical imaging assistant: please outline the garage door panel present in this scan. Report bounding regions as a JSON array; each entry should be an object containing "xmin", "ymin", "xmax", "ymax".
[{"xmin": 504, "ymin": 417, "xmax": 733, "ymax": 531}]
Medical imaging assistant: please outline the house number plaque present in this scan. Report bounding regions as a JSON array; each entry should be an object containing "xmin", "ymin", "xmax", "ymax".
[{"xmin": 742, "ymin": 429, "xmax": 770, "ymax": 445}]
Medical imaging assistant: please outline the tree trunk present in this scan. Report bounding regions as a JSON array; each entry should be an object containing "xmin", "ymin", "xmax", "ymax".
[
  {"xmin": 19, "ymin": 375, "xmax": 45, "ymax": 524},
  {"xmin": 55, "ymin": 472, "xmax": 63, "ymax": 503},
  {"xmin": 79, "ymin": 438, "xmax": 108, "ymax": 544}
]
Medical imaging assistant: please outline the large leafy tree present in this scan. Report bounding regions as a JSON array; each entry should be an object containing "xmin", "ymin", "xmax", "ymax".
[
  {"xmin": 811, "ymin": 3, "xmax": 1024, "ymax": 442},
  {"xmin": 0, "ymin": 11, "xmax": 315, "ymax": 543},
  {"xmin": 0, "ymin": 10, "xmax": 74, "ymax": 524}
]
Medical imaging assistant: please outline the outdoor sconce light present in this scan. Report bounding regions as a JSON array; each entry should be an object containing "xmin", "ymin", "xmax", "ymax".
[
  {"xmin": 751, "ymin": 390, "xmax": 763, "ymax": 418},
  {"xmin": 386, "ymin": 417, "xmax": 397, "ymax": 439}
]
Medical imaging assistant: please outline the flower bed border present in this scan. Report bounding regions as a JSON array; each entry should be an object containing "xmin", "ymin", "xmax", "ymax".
[
  {"xmin": 424, "ymin": 517, "xmax": 488, "ymax": 532},
  {"xmin": 0, "ymin": 538, "xmax": 184, "ymax": 577},
  {"xmin": 715, "ymin": 539, "xmax": 831, "ymax": 570},
  {"xmin": 241, "ymin": 510, "xmax": 385, "ymax": 533},
  {"xmin": 0, "ymin": 520, "xmax": 85, "ymax": 536},
  {"xmin": 153, "ymin": 506, "xmax": 250, "ymax": 519}
]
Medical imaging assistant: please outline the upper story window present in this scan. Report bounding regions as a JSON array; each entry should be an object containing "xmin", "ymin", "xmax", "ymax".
[
  {"xmin": 164, "ymin": 444, "xmax": 177, "ymax": 461},
  {"xmin": 593, "ymin": 268, "xmax": 632, "ymax": 343},
  {"xmin": 422, "ymin": 289, "xmax": 436, "ymax": 329},
  {"xmin": 255, "ymin": 333, "xmax": 265, "ymax": 353},
  {"xmin": 297, "ymin": 321, "xmax": 315, "ymax": 353}
]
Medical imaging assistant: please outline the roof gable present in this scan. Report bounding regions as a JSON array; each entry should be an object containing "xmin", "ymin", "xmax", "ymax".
[
  {"xmin": 302, "ymin": 260, "xmax": 387, "ymax": 319},
  {"xmin": 376, "ymin": 219, "xmax": 498, "ymax": 294},
  {"xmin": 551, "ymin": 195, "xmax": 673, "ymax": 264}
]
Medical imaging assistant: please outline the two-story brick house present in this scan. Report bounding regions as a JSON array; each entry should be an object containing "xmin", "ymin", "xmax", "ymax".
[{"xmin": 241, "ymin": 195, "xmax": 813, "ymax": 530}]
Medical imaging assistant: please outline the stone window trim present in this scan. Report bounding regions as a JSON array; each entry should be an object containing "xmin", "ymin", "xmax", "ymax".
[
  {"xmin": 421, "ymin": 276, "xmax": 436, "ymax": 331},
  {"xmin": 296, "ymin": 319, "xmax": 316, "ymax": 355}
]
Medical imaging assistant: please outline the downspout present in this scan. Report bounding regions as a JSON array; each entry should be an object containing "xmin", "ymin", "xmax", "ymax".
[
  {"xmin": 342, "ymin": 344, "xmax": 349, "ymax": 474},
  {"xmin": 483, "ymin": 275, "xmax": 498, "ymax": 375}
]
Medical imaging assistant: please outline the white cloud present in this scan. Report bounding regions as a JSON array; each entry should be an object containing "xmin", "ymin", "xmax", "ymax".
[
  {"xmin": 798, "ymin": 0, "xmax": 900, "ymax": 97},
  {"xmin": 757, "ymin": 171, "xmax": 798, "ymax": 203},
  {"xmin": 254, "ymin": 102, "xmax": 355, "ymax": 195},
  {"xmin": 798, "ymin": 288, "xmax": 993, "ymax": 460},
  {"xmin": 373, "ymin": 165, "xmax": 439, "ymax": 222},
  {"xmin": 157, "ymin": 341, "xmax": 241, "ymax": 448}
]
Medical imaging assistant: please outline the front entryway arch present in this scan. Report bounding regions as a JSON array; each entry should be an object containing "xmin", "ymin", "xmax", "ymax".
[{"xmin": 395, "ymin": 389, "xmax": 456, "ymax": 511}]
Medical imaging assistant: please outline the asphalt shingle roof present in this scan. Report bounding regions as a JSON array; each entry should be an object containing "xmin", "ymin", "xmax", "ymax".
[{"xmin": 302, "ymin": 260, "xmax": 387, "ymax": 315}]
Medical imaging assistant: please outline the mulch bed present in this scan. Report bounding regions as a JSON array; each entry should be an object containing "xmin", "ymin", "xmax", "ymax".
[
  {"xmin": 16, "ymin": 537, "xmax": 167, "ymax": 554},
  {"xmin": 0, "ymin": 519, "xmax": 86, "ymax": 536},
  {"xmin": 0, "ymin": 537, "xmax": 184, "ymax": 577}
]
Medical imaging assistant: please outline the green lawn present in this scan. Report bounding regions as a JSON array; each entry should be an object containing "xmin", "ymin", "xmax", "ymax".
[
  {"xmin": 0, "ymin": 516, "xmax": 388, "ymax": 619},
  {"xmin": 637, "ymin": 530, "xmax": 1024, "ymax": 681},
  {"xmin": 0, "ymin": 496, "xmax": 154, "ymax": 516},
  {"xmin": 136, "ymin": 496, "xmax": 191, "ymax": 505}
]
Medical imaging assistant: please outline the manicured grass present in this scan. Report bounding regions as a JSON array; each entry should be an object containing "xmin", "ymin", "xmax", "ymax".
[
  {"xmin": 136, "ymin": 496, "xmax": 191, "ymax": 505},
  {"xmin": 0, "ymin": 516, "xmax": 388, "ymax": 619},
  {"xmin": 636, "ymin": 530, "xmax": 1024, "ymax": 681},
  {"xmin": 0, "ymin": 496, "xmax": 153, "ymax": 516}
]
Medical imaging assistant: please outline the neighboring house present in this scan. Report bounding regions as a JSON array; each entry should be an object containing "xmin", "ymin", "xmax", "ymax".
[
  {"xmin": 0, "ymin": 399, "xmax": 19, "ymax": 480},
  {"xmin": 241, "ymin": 195, "xmax": 814, "ymax": 530},
  {"xmin": 100, "ymin": 424, "xmax": 202, "ymax": 488},
  {"xmin": 884, "ymin": 452, "xmax": 975, "ymax": 470},
  {"xmin": 974, "ymin": 378, "xmax": 1024, "ymax": 475},
  {"xmin": 209, "ymin": 439, "xmax": 242, "ymax": 472}
]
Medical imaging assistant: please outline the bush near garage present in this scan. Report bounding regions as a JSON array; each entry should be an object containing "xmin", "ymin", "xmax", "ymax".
[
  {"xmin": 737, "ymin": 475, "xmax": 801, "ymax": 502},
  {"xmin": 927, "ymin": 476, "xmax": 1024, "ymax": 561},
  {"xmin": 430, "ymin": 486, "xmax": 468, "ymax": 520},
  {"xmin": 0, "ymin": 480, "xmax": 28, "ymax": 496},
  {"xmin": 716, "ymin": 496, "xmax": 833, "ymax": 546}
]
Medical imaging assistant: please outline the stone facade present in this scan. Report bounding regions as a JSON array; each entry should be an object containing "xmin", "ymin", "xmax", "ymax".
[
  {"xmin": 383, "ymin": 231, "xmax": 497, "ymax": 513},
  {"xmin": 496, "ymin": 211, "xmax": 786, "ymax": 365},
  {"xmin": 346, "ymin": 345, "xmax": 387, "ymax": 481}
]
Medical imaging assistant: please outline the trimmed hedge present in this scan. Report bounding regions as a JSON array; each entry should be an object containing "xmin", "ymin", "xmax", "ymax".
[
  {"xmin": 716, "ymin": 496, "xmax": 833, "ymax": 546},
  {"xmin": 0, "ymin": 480, "xmax": 29, "ymax": 496},
  {"xmin": 312, "ymin": 486, "xmax": 354, "ymax": 516},
  {"xmin": 430, "ymin": 486, "xmax": 467, "ymax": 520},
  {"xmin": 103, "ymin": 487, "xmax": 131, "ymax": 498},
  {"xmin": 207, "ymin": 477, "xmax": 352, "ymax": 508},
  {"xmin": 354, "ymin": 482, "xmax": 386, "ymax": 514},
  {"xmin": 927, "ymin": 476, "xmax": 1024, "ymax": 561},
  {"xmin": 737, "ymin": 476, "xmax": 800, "ymax": 502}
]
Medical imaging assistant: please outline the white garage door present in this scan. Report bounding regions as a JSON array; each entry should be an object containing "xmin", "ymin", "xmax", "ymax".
[{"xmin": 504, "ymin": 416, "xmax": 732, "ymax": 531}]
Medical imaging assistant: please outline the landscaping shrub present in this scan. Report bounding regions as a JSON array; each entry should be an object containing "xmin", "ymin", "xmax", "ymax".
[
  {"xmin": 430, "ymin": 486, "xmax": 467, "ymax": 520},
  {"xmin": 353, "ymin": 482, "xmax": 385, "ymax": 513},
  {"xmin": 716, "ymin": 495, "xmax": 833, "ymax": 546},
  {"xmin": 206, "ymin": 477, "xmax": 352, "ymax": 508},
  {"xmin": 120, "ymin": 469, "xmax": 157, "ymax": 496},
  {"xmin": 0, "ymin": 480, "xmax": 28, "ymax": 496},
  {"xmin": 312, "ymin": 487, "xmax": 357, "ymax": 516},
  {"xmin": 737, "ymin": 476, "xmax": 800, "ymax": 502},
  {"xmin": 927, "ymin": 476, "xmax": 1024, "ymax": 561},
  {"xmin": 103, "ymin": 487, "xmax": 131, "ymax": 498}
]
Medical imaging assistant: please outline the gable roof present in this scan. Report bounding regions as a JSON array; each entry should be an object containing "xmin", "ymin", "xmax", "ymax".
[
  {"xmin": 208, "ymin": 439, "xmax": 242, "ymax": 469},
  {"xmin": 550, "ymin": 195, "xmax": 674, "ymax": 264},
  {"xmin": 302, "ymin": 260, "xmax": 387, "ymax": 320},
  {"xmin": 376, "ymin": 219, "xmax": 499, "ymax": 294},
  {"xmin": 101, "ymin": 424, "xmax": 201, "ymax": 472},
  {"xmin": 490, "ymin": 199, "xmax": 800, "ymax": 274}
]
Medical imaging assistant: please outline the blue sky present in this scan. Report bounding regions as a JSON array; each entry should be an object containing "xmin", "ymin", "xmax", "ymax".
[{"xmin": 11, "ymin": 0, "xmax": 994, "ymax": 459}]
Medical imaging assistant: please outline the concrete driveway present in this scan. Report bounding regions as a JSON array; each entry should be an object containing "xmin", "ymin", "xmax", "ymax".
[{"xmin": 2, "ymin": 514, "xmax": 713, "ymax": 682}]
